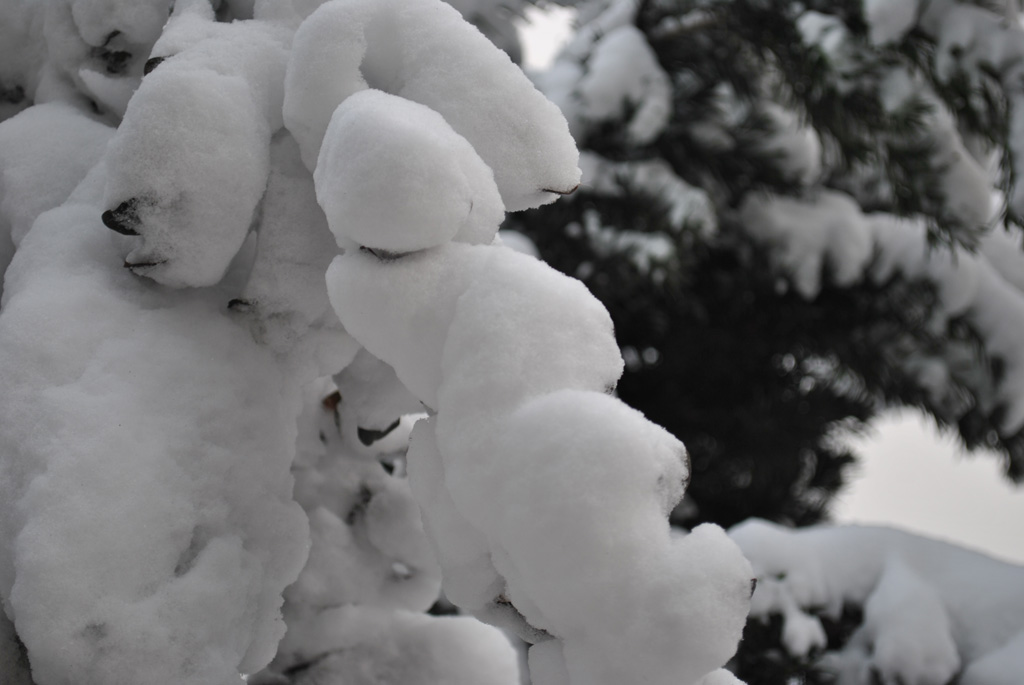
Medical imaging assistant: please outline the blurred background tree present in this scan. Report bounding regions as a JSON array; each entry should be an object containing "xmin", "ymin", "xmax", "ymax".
[{"xmin": 490, "ymin": 0, "xmax": 1024, "ymax": 534}]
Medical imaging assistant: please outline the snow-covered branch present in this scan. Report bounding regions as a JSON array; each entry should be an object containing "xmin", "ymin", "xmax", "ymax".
[
  {"xmin": 0, "ymin": 0, "xmax": 754, "ymax": 683},
  {"xmin": 731, "ymin": 519, "xmax": 1024, "ymax": 685}
]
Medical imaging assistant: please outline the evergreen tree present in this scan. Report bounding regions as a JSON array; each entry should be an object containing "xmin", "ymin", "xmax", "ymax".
[
  {"xmin": 513, "ymin": 0, "xmax": 1024, "ymax": 533},
  {"xmin": 514, "ymin": 1, "xmax": 1024, "ymax": 681}
]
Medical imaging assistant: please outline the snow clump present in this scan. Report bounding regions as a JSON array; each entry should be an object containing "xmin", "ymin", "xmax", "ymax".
[
  {"xmin": 101, "ymin": 0, "xmax": 289, "ymax": 287},
  {"xmin": 732, "ymin": 519, "xmax": 1024, "ymax": 685},
  {"xmin": 0, "ymin": 0, "xmax": 755, "ymax": 683},
  {"xmin": 284, "ymin": 0, "xmax": 581, "ymax": 209},
  {"xmin": 315, "ymin": 15, "xmax": 754, "ymax": 681}
]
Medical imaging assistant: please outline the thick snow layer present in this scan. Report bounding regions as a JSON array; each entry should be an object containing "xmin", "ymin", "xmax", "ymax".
[
  {"xmin": 327, "ymin": 243, "xmax": 623, "ymax": 411},
  {"xmin": 333, "ymin": 349, "xmax": 422, "ymax": 430},
  {"xmin": 230, "ymin": 131, "xmax": 359, "ymax": 371},
  {"xmin": 0, "ymin": 165, "xmax": 309, "ymax": 684},
  {"xmin": 103, "ymin": 65, "xmax": 270, "ymax": 287},
  {"xmin": 101, "ymin": 6, "xmax": 289, "ymax": 288},
  {"xmin": 254, "ymin": 376, "xmax": 522, "ymax": 685},
  {"xmin": 311, "ymin": 30, "xmax": 758, "ymax": 667},
  {"xmin": 0, "ymin": 102, "xmax": 112, "ymax": 249},
  {"xmin": 327, "ymin": 242, "xmax": 753, "ymax": 685},
  {"xmin": 496, "ymin": 229, "xmax": 540, "ymax": 257},
  {"xmin": 315, "ymin": 90, "xmax": 504, "ymax": 252},
  {"xmin": 406, "ymin": 417, "xmax": 501, "ymax": 612},
  {"xmin": 326, "ymin": 246, "xmax": 482, "ymax": 410},
  {"xmin": 69, "ymin": 0, "xmax": 169, "ymax": 48},
  {"xmin": 0, "ymin": 1, "xmax": 756, "ymax": 682},
  {"xmin": 447, "ymin": 393, "xmax": 751, "ymax": 685},
  {"xmin": 731, "ymin": 519, "xmax": 1024, "ymax": 685},
  {"xmin": 36, "ymin": 0, "xmax": 172, "ymax": 118},
  {"xmin": 284, "ymin": 0, "xmax": 580, "ymax": 210},
  {"xmin": 147, "ymin": 3, "xmax": 291, "ymax": 131},
  {"xmin": 315, "ymin": 67, "xmax": 755, "ymax": 677},
  {"xmin": 270, "ymin": 379, "xmax": 442, "ymax": 673},
  {"xmin": 273, "ymin": 605, "xmax": 519, "ymax": 685}
]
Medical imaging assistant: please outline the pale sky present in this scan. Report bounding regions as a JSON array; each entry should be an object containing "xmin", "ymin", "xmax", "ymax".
[
  {"xmin": 836, "ymin": 411, "xmax": 1024, "ymax": 564},
  {"xmin": 518, "ymin": 10, "xmax": 1024, "ymax": 566},
  {"xmin": 519, "ymin": 6, "xmax": 575, "ymax": 72}
]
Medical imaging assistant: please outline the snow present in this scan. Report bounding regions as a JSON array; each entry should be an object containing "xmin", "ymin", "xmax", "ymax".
[
  {"xmin": 739, "ymin": 186, "xmax": 1024, "ymax": 437},
  {"xmin": 314, "ymin": 31, "xmax": 754, "ymax": 676},
  {"xmin": 36, "ymin": 0, "xmax": 172, "ymax": 118},
  {"xmin": 270, "ymin": 605, "xmax": 520, "ymax": 685},
  {"xmin": 756, "ymin": 103, "xmax": 822, "ymax": 187},
  {"xmin": 0, "ymin": 0, "xmax": 755, "ymax": 682},
  {"xmin": 577, "ymin": 208, "xmax": 676, "ymax": 275},
  {"xmin": 869, "ymin": 215, "xmax": 1024, "ymax": 433},
  {"xmin": 231, "ymin": 131, "xmax": 356, "ymax": 363},
  {"xmin": 697, "ymin": 669, "xmax": 746, "ymax": 685},
  {"xmin": 325, "ymin": 201, "xmax": 751, "ymax": 685},
  {"xmin": 496, "ymin": 229, "xmax": 540, "ymax": 257},
  {"xmin": 333, "ymin": 348, "xmax": 425, "ymax": 437},
  {"xmin": 102, "ymin": 5, "xmax": 289, "ymax": 288},
  {"xmin": 406, "ymin": 417, "xmax": 501, "ymax": 611},
  {"xmin": 538, "ymin": 1, "xmax": 672, "ymax": 145},
  {"xmin": 572, "ymin": 25, "xmax": 671, "ymax": 144},
  {"xmin": 911, "ymin": 0, "xmax": 1024, "ymax": 218},
  {"xmin": 877, "ymin": 68, "xmax": 993, "ymax": 234},
  {"xmin": 862, "ymin": 0, "xmax": 919, "ymax": 46},
  {"xmin": 580, "ymin": 152, "xmax": 717, "ymax": 236},
  {"xmin": 103, "ymin": 65, "xmax": 271, "ymax": 287},
  {"xmin": 0, "ymin": 102, "xmax": 112, "ymax": 250},
  {"xmin": 285, "ymin": 0, "xmax": 580, "ymax": 210},
  {"xmin": 731, "ymin": 519, "xmax": 1024, "ymax": 685},
  {"xmin": 0, "ymin": 166, "xmax": 310, "ymax": 684},
  {"xmin": 796, "ymin": 11, "xmax": 852, "ymax": 76},
  {"xmin": 739, "ymin": 190, "xmax": 872, "ymax": 299},
  {"xmin": 315, "ymin": 90, "xmax": 504, "ymax": 252},
  {"xmin": 961, "ymin": 631, "xmax": 1024, "ymax": 685},
  {"xmin": 69, "ymin": 0, "xmax": 169, "ymax": 48}
]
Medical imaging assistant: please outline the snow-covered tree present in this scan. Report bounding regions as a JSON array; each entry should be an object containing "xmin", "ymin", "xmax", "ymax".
[
  {"xmin": 0, "ymin": 1, "xmax": 755, "ymax": 684},
  {"xmin": 515, "ymin": 0, "xmax": 1024, "ymax": 531}
]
